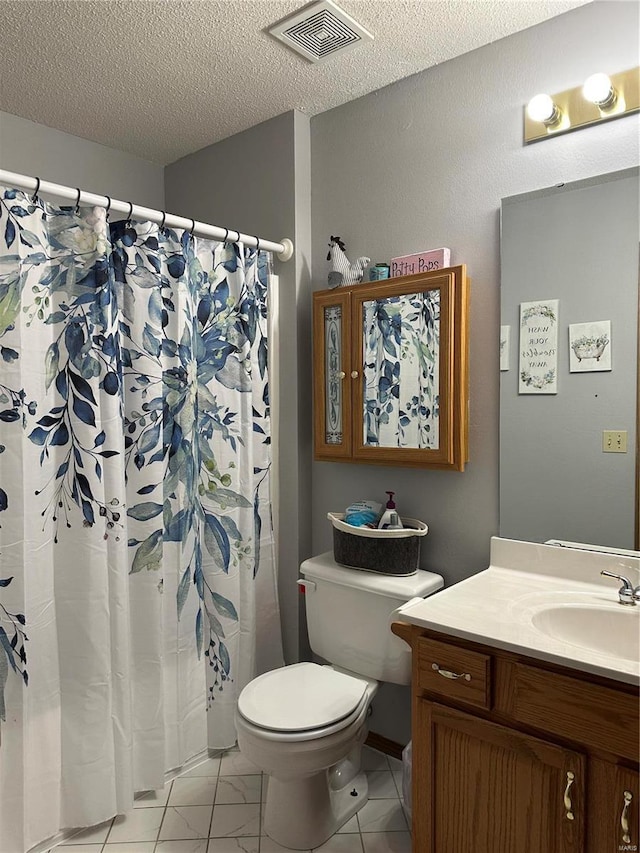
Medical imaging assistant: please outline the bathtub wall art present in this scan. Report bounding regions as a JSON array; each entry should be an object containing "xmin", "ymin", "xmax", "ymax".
[{"xmin": 569, "ymin": 320, "xmax": 612, "ymax": 372}]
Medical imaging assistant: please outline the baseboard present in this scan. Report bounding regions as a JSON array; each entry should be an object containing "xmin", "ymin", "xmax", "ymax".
[{"xmin": 365, "ymin": 731, "xmax": 404, "ymax": 761}]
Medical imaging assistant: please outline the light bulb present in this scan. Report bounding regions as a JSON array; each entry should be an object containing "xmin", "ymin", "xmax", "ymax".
[
  {"xmin": 582, "ymin": 73, "xmax": 616, "ymax": 108},
  {"xmin": 526, "ymin": 94, "xmax": 560, "ymax": 125}
]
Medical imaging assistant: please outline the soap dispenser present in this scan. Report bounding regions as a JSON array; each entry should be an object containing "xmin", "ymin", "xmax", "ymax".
[
  {"xmin": 386, "ymin": 512, "xmax": 403, "ymax": 530},
  {"xmin": 378, "ymin": 491, "xmax": 397, "ymax": 529}
]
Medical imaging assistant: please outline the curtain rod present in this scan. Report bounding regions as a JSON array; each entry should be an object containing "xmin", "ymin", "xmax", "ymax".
[{"xmin": 0, "ymin": 169, "xmax": 294, "ymax": 262}]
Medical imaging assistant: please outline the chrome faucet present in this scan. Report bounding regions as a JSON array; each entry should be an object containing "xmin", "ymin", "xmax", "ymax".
[{"xmin": 600, "ymin": 571, "xmax": 640, "ymax": 606}]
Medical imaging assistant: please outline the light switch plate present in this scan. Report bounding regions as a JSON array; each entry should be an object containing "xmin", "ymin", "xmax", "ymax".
[{"xmin": 602, "ymin": 430, "xmax": 628, "ymax": 453}]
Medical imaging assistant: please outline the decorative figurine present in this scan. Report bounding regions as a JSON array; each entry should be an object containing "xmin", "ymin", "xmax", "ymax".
[{"xmin": 327, "ymin": 236, "xmax": 370, "ymax": 287}]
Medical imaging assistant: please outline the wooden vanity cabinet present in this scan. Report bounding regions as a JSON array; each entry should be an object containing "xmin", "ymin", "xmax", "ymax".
[
  {"xmin": 312, "ymin": 267, "xmax": 469, "ymax": 470},
  {"xmin": 392, "ymin": 623, "xmax": 640, "ymax": 853}
]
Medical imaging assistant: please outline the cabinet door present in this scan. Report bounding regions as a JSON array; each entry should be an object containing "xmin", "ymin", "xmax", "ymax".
[
  {"xmin": 350, "ymin": 267, "xmax": 468, "ymax": 469},
  {"xmin": 313, "ymin": 290, "xmax": 352, "ymax": 459},
  {"xmin": 415, "ymin": 701, "xmax": 585, "ymax": 853},
  {"xmin": 588, "ymin": 759, "xmax": 639, "ymax": 853}
]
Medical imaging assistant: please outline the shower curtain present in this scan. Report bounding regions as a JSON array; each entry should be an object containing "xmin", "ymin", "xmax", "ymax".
[{"xmin": 0, "ymin": 186, "xmax": 283, "ymax": 853}]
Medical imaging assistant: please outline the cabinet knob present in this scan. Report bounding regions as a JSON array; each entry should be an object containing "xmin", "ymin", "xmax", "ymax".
[
  {"xmin": 621, "ymin": 790, "xmax": 632, "ymax": 845},
  {"xmin": 336, "ymin": 371, "xmax": 346, "ymax": 380},
  {"xmin": 350, "ymin": 371, "xmax": 359, "ymax": 379}
]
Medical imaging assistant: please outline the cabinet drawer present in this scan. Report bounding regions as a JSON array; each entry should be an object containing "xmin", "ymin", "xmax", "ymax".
[
  {"xmin": 496, "ymin": 662, "xmax": 640, "ymax": 762},
  {"xmin": 416, "ymin": 637, "xmax": 491, "ymax": 710}
]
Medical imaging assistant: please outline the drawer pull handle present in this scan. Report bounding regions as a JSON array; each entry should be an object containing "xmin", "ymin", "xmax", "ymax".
[
  {"xmin": 564, "ymin": 771, "xmax": 575, "ymax": 820},
  {"xmin": 431, "ymin": 663, "xmax": 471, "ymax": 682},
  {"xmin": 621, "ymin": 790, "xmax": 632, "ymax": 844}
]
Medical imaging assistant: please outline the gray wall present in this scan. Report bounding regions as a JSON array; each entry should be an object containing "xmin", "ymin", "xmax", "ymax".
[
  {"xmin": 310, "ymin": 0, "xmax": 639, "ymax": 744},
  {"xmin": 500, "ymin": 171, "xmax": 638, "ymax": 550},
  {"xmin": 165, "ymin": 111, "xmax": 313, "ymax": 666},
  {"xmin": 0, "ymin": 111, "xmax": 164, "ymax": 208}
]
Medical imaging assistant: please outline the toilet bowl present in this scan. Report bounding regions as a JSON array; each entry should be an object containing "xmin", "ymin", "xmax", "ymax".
[
  {"xmin": 236, "ymin": 552, "xmax": 444, "ymax": 850},
  {"xmin": 236, "ymin": 662, "xmax": 378, "ymax": 849}
]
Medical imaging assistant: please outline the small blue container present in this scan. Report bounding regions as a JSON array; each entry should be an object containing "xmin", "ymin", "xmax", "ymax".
[{"xmin": 369, "ymin": 263, "xmax": 390, "ymax": 281}]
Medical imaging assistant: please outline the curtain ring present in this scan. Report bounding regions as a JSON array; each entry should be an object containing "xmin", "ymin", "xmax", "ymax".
[
  {"xmin": 160, "ymin": 211, "xmax": 166, "ymax": 232},
  {"xmin": 222, "ymin": 228, "xmax": 229, "ymax": 244},
  {"xmin": 255, "ymin": 236, "xmax": 260, "ymax": 254},
  {"xmin": 74, "ymin": 187, "xmax": 81, "ymax": 213},
  {"xmin": 190, "ymin": 218, "xmax": 196, "ymax": 236},
  {"xmin": 31, "ymin": 177, "xmax": 41, "ymax": 203},
  {"xmin": 104, "ymin": 196, "xmax": 111, "ymax": 220},
  {"xmin": 235, "ymin": 229, "xmax": 242, "ymax": 243},
  {"xmin": 126, "ymin": 201, "xmax": 133, "ymax": 225}
]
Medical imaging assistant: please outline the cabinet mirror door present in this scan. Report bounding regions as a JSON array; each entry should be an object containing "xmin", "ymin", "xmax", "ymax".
[
  {"xmin": 351, "ymin": 268, "xmax": 468, "ymax": 469},
  {"xmin": 313, "ymin": 290, "xmax": 352, "ymax": 459}
]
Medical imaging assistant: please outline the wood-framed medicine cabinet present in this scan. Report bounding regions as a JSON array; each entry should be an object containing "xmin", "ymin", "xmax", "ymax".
[{"xmin": 312, "ymin": 266, "xmax": 469, "ymax": 470}]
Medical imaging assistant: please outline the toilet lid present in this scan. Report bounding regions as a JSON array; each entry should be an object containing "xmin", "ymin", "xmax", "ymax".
[{"xmin": 237, "ymin": 662, "xmax": 369, "ymax": 732}]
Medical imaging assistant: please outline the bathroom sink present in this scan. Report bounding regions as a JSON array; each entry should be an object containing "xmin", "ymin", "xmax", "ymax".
[
  {"xmin": 398, "ymin": 538, "xmax": 640, "ymax": 684},
  {"xmin": 531, "ymin": 604, "xmax": 640, "ymax": 662}
]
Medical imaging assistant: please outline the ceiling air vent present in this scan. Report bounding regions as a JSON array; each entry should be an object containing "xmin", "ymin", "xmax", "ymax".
[{"xmin": 268, "ymin": 0, "xmax": 373, "ymax": 64}]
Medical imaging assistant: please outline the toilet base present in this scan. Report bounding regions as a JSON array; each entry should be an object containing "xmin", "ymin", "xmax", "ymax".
[{"xmin": 264, "ymin": 769, "xmax": 369, "ymax": 850}]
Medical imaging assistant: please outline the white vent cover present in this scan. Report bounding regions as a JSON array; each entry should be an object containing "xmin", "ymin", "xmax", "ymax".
[{"xmin": 268, "ymin": 0, "xmax": 373, "ymax": 64}]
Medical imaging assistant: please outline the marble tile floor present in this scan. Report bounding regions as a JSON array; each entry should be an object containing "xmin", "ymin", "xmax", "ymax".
[{"xmin": 47, "ymin": 746, "xmax": 411, "ymax": 853}]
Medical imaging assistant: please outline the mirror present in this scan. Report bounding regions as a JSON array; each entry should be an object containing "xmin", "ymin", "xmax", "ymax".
[
  {"xmin": 361, "ymin": 289, "xmax": 440, "ymax": 450},
  {"xmin": 323, "ymin": 304, "xmax": 345, "ymax": 446},
  {"xmin": 500, "ymin": 168, "xmax": 639, "ymax": 549}
]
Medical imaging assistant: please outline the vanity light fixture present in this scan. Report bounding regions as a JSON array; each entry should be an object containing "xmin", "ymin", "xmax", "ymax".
[
  {"xmin": 582, "ymin": 73, "xmax": 617, "ymax": 109},
  {"xmin": 524, "ymin": 66, "xmax": 639, "ymax": 144},
  {"xmin": 526, "ymin": 93, "xmax": 562, "ymax": 126}
]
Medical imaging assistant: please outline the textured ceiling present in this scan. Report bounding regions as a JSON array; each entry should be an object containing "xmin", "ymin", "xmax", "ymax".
[{"xmin": 0, "ymin": 0, "xmax": 589, "ymax": 165}]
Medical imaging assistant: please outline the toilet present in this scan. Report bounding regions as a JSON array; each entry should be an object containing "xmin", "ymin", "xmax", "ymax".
[{"xmin": 235, "ymin": 551, "xmax": 443, "ymax": 850}]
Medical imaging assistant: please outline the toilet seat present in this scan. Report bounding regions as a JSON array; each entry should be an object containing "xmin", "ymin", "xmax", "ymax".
[{"xmin": 237, "ymin": 662, "xmax": 374, "ymax": 740}]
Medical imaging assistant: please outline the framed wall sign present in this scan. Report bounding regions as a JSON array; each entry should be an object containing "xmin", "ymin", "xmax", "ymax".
[
  {"xmin": 569, "ymin": 320, "xmax": 611, "ymax": 372},
  {"xmin": 519, "ymin": 299, "xmax": 559, "ymax": 394}
]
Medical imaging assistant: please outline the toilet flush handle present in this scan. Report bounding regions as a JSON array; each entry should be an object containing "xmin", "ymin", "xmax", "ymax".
[{"xmin": 297, "ymin": 579, "xmax": 316, "ymax": 594}]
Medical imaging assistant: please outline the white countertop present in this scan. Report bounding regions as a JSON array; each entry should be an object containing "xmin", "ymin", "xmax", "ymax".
[{"xmin": 398, "ymin": 537, "xmax": 640, "ymax": 686}]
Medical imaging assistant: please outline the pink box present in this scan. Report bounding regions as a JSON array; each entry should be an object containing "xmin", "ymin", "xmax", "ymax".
[{"xmin": 390, "ymin": 248, "xmax": 451, "ymax": 278}]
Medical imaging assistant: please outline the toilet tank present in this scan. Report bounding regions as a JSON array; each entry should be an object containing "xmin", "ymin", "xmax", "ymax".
[{"xmin": 300, "ymin": 552, "xmax": 443, "ymax": 685}]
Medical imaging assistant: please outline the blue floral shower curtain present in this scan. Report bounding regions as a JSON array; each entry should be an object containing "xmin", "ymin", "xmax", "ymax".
[{"xmin": 0, "ymin": 187, "xmax": 283, "ymax": 853}]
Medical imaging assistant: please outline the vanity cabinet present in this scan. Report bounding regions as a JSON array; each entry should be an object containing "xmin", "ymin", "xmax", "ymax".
[
  {"xmin": 312, "ymin": 267, "xmax": 469, "ymax": 470},
  {"xmin": 392, "ymin": 624, "xmax": 640, "ymax": 853}
]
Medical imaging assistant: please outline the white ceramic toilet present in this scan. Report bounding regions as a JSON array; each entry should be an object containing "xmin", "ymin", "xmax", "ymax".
[{"xmin": 235, "ymin": 551, "xmax": 443, "ymax": 850}]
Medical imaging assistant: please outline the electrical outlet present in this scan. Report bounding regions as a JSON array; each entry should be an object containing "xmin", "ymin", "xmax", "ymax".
[{"xmin": 602, "ymin": 430, "xmax": 628, "ymax": 453}]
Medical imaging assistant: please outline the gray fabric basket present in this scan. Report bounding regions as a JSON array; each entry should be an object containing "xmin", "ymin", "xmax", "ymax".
[{"xmin": 328, "ymin": 512, "xmax": 428, "ymax": 577}]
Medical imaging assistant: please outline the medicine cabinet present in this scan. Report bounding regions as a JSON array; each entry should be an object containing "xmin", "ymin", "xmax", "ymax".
[{"xmin": 312, "ymin": 266, "xmax": 469, "ymax": 470}]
